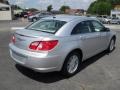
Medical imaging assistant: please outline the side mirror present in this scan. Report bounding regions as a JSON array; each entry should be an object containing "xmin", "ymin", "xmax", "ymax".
[
  {"xmin": 101, "ymin": 27, "xmax": 110, "ymax": 32},
  {"xmin": 105, "ymin": 27, "xmax": 110, "ymax": 32}
]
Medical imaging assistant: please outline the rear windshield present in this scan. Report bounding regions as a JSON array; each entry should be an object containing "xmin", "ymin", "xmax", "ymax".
[{"xmin": 27, "ymin": 19, "xmax": 66, "ymax": 33}]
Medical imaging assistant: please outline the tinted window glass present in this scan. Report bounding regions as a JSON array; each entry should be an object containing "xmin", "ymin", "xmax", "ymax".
[
  {"xmin": 27, "ymin": 20, "xmax": 66, "ymax": 33},
  {"xmin": 91, "ymin": 21, "xmax": 104, "ymax": 32},
  {"xmin": 71, "ymin": 21, "xmax": 91, "ymax": 35}
]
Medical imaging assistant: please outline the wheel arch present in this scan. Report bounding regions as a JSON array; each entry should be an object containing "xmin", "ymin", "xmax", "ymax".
[
  {"xmin": 63, "ymin": 48, "xmax": 83, "ymax": 65},
  {"xmin": 68, "ymin": 48, "xmax": 83, "ymax": 60},
  {"xmin": 112, "ymin": 35, "xmax": 116, "ymax": 42},
  {"xmin": 32, "ymin": 17, "xmax": 37, "ymax": 21},
  {"xmin": 61, "ymin": 48, "xmax": 83, "ymax": 76}
]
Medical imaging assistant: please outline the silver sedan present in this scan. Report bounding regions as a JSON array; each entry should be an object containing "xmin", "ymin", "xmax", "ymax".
[{"xmin": 9, "ymin": 15, "xmax": 116, "ymax": 77}]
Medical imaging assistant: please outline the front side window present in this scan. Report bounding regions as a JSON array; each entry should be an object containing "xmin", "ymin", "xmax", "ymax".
[
  {"xmin": 71, "ymin": 21, "xmax": 91, "ymax": 35},
  {"xmin": 27, "ymin": 20, "xmax": 66, "ymax": 33},
  {"xmin": 91, "ymin": 21, "xmax": 104, "ymax": 32}
]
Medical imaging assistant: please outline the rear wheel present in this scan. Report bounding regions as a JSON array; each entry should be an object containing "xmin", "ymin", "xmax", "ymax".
[
  {"xmin": 117, "ymin": 22, "xmax": 120, "ymax": 24},
  {"xmin": 107, "ymin": 21, "xmax": 110, "ymax": 24},
  {"xmin": 61, "ymin": 51, "xmax": 81, "ymax": 77}
]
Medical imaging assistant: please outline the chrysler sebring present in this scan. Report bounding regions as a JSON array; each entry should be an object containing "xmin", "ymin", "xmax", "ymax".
[{"xmin": 9, "ymin": 15, "xmax": 116, "ymax": 76}]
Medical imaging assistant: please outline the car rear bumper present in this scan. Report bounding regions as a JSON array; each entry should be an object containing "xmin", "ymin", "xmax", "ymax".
[{"xmin": 9, "ymin": 43, "xmax": 63, "ymax": 72}]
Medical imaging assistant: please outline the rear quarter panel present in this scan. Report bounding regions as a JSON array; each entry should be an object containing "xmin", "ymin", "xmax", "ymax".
[{"xmin": 48, "ymin": 36, "xmax": 83, "ymax": 69}]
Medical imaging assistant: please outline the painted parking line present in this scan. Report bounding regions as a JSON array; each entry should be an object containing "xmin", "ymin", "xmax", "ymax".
[{"xmin": 11, "ymin": 27, "xmax": 25, "ymax": 31}]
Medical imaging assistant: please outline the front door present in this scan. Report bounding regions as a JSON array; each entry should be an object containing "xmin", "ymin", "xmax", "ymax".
[
  {"xmin": 91, "ymin": 20, "xmax": 109, "ymax": 51},
  {"xmin": 71, "ymin": 21, "xmax": 101, "ymax": 60}
]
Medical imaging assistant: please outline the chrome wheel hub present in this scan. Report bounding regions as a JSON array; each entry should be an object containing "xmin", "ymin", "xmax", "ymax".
[{"xmin": 67, "ymin": 55, "xmax": 79, "ymax": 74}]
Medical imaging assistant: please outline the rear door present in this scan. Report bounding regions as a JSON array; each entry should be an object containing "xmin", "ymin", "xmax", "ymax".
[{"xmin": 71, "ymin": 21, "xmax": 101, "ymax": 59}]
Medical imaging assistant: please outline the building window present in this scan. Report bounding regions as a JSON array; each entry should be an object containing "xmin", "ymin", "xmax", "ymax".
[{"xmin": 0, "ymin": 7, "xmax": 9, "ymax": 11}]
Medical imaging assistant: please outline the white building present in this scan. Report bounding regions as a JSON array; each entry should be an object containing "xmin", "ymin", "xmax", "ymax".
[
  {"xmin": 111, "ymin": 4, "xmax": 120, "ymax": 19},
  {"xmin": 0, "ymin": 3, "xmax": 12, "ymax": 20},
  {"xmin": 111, "ymin": 10, "xmax": 120, "ymax": 18}
]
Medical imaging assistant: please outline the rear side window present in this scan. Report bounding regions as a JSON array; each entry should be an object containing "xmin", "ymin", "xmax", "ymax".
[
  {"xmin": 71, "ymin": 21, "xmax": 91, "ymax": 35},
  {"xmin": 27, "ymin": 20, "xmax": 66, "ymax": 33}
]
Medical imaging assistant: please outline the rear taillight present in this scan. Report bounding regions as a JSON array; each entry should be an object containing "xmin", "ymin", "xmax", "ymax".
[
  {"xmin": 29, "ymin": 41, "xmax": 40, "ymax": 50},
  {"xmin": 29, "ymin": 40, "xmax": 58, "ymax": 51},
  {"xmin": 11, "ymin": 35, "xmax": 15, "ymax": 43}
]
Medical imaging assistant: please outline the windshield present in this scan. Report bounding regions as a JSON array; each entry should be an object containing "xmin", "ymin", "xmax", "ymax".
[{"xmin": 27, "ymin": 19, "xmax": 66, "ymax": 33}]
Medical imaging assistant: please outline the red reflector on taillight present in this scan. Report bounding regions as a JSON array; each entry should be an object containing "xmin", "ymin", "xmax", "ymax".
[
  {"xmin": 38, "ymin": 40, "xmax": 58, "ymax": 51},
  {"xmin": 29, "ymin": 40, "xmax": 58, "ymax": 51},
  {"xmin": 29, "ymin": 41, "xmax": 40, "ymax": 50}
]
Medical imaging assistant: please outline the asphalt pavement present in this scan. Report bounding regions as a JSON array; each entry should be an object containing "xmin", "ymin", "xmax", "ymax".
[{"xmin": 0, "ymin": 21, "xmax": 120, "ymax": 90}]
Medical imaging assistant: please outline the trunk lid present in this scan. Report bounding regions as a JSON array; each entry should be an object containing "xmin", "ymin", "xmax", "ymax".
[{"xmin": 14, "ymin": 29, "xmax": 53, "ymax": 50}]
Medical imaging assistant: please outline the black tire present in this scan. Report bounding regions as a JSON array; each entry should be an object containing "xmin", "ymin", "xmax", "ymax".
[
  {"xmin": 107, "ymin": 21, "xmax": 110, "ymax": 24},
  {"xmin": 61, "ymin": 51, "xmax": 82, "ymax": 77},
  {"xmin": 32, "ymin": 18, "xmax": 37, "ymax": 22},
  {"xmin": 117, "ymin": 22, "xmax": 120, "ymax": 24},
  {"xmin": 107, "ymin": 38, "xmax": 115, "ymax": 53}
]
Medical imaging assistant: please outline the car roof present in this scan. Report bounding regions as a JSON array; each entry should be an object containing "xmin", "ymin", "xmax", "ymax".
[{"xmin": 42, "ymin": 15, "xmax": 91, "ymax": 22}]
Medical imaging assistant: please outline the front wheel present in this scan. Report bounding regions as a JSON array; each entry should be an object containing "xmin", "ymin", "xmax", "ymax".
[
  {"xmin": 107, "ymin": 21, "xmax": 110, "ymax": 24},
  {"xmin": 61, "ymin": 52, "xmax": 81, "ymax": 77},
  {"xmin": 32, "ymin": 18, "xmax": 37, "ymax": 22},
  {"xmin": 107, "ymin": 38, "xmax": 115, "ymax": 53}
]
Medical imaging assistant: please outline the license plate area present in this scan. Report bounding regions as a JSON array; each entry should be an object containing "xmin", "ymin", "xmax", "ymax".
[{"xmin": 12, "ymin": 50, "xmax": 27, "ymax": 64}]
